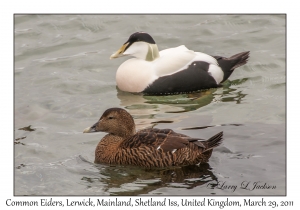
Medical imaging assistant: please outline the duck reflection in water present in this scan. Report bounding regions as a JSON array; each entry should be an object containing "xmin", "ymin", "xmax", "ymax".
[{"xmin": 81, "ymin": 162, "xmax": 218, "ymax": 196}]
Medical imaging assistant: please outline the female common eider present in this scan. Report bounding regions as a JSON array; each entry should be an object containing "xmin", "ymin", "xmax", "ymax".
[
  {"xmin": 83, "ymin": 108, "xmax": 223, "ymax": 168},
  {"xmin": 110, "ymin": 32, "xmax": 250, "ymax": 95}
]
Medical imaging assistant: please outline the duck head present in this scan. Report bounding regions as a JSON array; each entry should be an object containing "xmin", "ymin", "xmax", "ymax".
[
  {"xmin": 83, "ymin": 108, "xmax": 136, "ymax": 138},
  {"xmin": 110, "ymin": 32, "xmax": 160, "ymax": 61}
]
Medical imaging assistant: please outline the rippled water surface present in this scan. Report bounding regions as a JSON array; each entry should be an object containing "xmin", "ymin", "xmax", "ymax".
[{"xmin": 14, "ymin": 14, "xmax": 286, "ymax": 196}]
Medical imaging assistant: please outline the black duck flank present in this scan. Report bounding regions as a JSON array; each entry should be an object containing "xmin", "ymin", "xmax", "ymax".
[{"xmin": 83, "ymin": 108, "xmax": 223, "ymax": 168}]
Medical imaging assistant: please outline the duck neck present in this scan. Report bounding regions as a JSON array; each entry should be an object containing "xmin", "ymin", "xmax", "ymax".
[
  {"xmin": 120, "ymin": 126, "xmax": 136, "ymax": 139},
  {"xmin": 145, "ymin": 44, "xmax": 160, "ymax": 61},
  {"xmin": 109, "ymin": 124, "xmax": 136, "ymax": 140}
]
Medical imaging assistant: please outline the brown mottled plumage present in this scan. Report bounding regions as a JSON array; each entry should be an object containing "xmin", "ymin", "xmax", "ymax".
[{"xmin": 83, "ymin": 108, "xmax": 223, "ymax": 168}]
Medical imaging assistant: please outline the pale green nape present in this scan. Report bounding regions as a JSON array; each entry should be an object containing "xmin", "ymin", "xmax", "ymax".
[{"xmin": 146, "ymin": 44, "xmax": 160, "ymax": 61}]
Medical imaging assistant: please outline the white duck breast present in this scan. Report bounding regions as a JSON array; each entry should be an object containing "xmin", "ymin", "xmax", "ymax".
[
  {"xmin": 111, "ymin": 32, "xmax": 250, "ymax": 95},
  {"xmin": 116, "ymin": 58, "xmax": 157, "ymax": 93}
]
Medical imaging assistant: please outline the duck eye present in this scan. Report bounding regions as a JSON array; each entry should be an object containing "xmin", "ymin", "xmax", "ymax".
[{"xmin": 108, "ymin": 116, "xmax": 114, "ymax": 119}]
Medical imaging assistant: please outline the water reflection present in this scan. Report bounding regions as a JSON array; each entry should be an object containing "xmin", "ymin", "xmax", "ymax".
[
  {"xmin": 117, "ymin": 88, "xmax": 216, "ymax": 114},
  {"xmin": 18, "ymin": 125, "xmax": 36, "ymax": 131},
  {"xmin": 181, "ymin": 123, "xmax": 243, "ymax": 130},
  {"xmin": 116, "ymin": 78, "xmax": 248, "ymax": 129},
  {"xmin": 84, "ymin": 163, "xmax": 217, "ymax": 196}
]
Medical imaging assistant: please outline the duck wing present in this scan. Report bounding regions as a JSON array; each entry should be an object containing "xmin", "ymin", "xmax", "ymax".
[
  {"xmin": 156, "ymin": 45, "xmax": 218, "ymax": 77},
  {"xmin": 119, "ymin": 128, "xmax": 211, "ymax": 153}
]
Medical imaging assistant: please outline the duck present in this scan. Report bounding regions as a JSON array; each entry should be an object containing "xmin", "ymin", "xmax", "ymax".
[
  {"xmin": 83, "ymin": 108, "xmax": 223, "ymax": 168},
  {"xmin": 110, "ymin": 32, "xmax": 250, "ymax": 95}
]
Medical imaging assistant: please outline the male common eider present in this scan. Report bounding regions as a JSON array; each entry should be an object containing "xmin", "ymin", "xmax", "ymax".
[
  {"xmin": 83, "ymin": 108, "xmax": 223, "ymax": 168},
  {"xmin": 110, "ymin": 32, "xmax": 250, "ymax": 95}
]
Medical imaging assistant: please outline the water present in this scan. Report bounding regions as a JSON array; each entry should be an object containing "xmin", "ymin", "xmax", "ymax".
[{"xmin": 14, "ymin": 14, "xmax": 285, "ymax": 196}]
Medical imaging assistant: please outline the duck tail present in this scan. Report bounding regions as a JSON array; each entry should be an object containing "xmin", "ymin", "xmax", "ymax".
[
  {"xmin": 204, "ymin": 131, "xmax": 223, "ymax": 151},
  {"xmin": 214, "ymin": 51, "xmax": 250, "ymax": 83},
  {"xmin": 228, "ymin": 51, "xmax": 250, "ymax": 71},
  {"xmin": 198, "ymin": 131, "xmax": 223, "ymax": 162}
]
